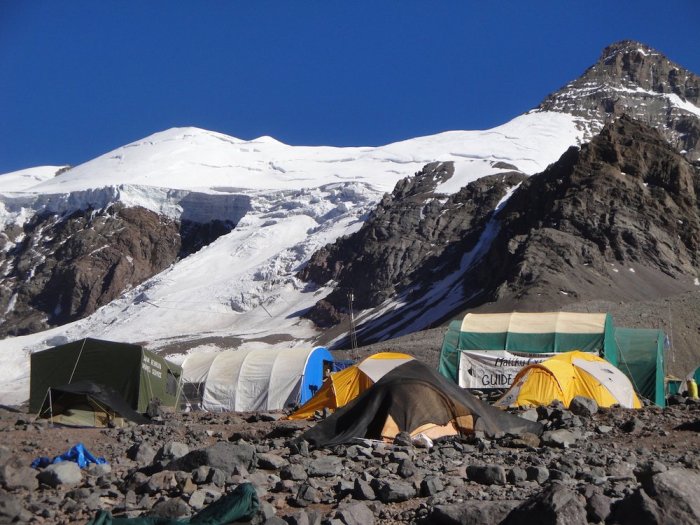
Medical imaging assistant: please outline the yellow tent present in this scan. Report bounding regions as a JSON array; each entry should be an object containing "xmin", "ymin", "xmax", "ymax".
[
  {"xmin": 495, "ymin": 351, "xmax": 641, "ymax": 409},
  {"xmin": 288, "ymin": 352, "xmax": 414, "ymax": 420}
]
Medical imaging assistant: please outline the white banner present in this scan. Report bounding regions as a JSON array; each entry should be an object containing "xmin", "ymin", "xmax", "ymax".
[{"xmin": 458, "ymin": 350, "xmax": 555, "ymax": 389}]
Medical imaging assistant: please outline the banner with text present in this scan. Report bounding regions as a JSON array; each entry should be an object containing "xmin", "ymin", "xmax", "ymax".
[{"xmin": 458, "ymin": 350, "xmax": 556, "ymax": 389}]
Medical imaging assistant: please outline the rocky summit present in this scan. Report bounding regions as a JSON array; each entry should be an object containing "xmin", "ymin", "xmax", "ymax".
[{"xmin": 1, "ymin": 397, "xmax": 699, "ymax": 525}]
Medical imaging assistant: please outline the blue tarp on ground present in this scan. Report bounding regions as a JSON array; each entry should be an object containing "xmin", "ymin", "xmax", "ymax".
[{"xmin": 31, "ymin": 442, "xmax": 106, "ymax": 469}]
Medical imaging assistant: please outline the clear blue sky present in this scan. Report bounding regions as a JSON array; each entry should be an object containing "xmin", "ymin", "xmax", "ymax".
[{"xmin": 1, "ymin": 1, "xmax": 698, "ymax": 173}]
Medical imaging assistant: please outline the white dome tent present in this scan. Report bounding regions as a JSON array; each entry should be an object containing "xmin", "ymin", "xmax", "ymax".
[{"xmin": 181, "ymin": 347, "xmax": 333, "ymax": 412}]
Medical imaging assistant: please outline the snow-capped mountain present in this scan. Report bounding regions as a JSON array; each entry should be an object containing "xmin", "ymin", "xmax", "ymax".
[{"xmin": 0, "ymin": 40, "xmax": 698, "ymax": 406}]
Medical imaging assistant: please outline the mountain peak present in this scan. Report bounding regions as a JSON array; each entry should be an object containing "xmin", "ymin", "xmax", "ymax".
[
  {"xmin": 537, "ymin": 41, "xmax": 700, "ymax": 160},
  {"xmin": 598, "ymin": 40, "xmax": 657, "ymax": 62}
]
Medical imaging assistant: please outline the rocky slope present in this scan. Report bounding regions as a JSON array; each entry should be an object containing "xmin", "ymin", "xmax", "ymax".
[
  {"xmin": 301, "ymin": 115, "xmax": 700, "ymax": 343},
  {"xmin": 0, "ymin": 399, "xmax": 699, "ymax": 524},
  {"xmin": 0, "ymin": 205, "xmax": 234, "ymax": 337}
]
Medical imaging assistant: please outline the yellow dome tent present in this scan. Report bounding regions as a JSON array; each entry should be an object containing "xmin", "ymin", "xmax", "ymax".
[
  {"xmin": 495, "ymin": 351, "xmax": 641, "ymax": 409},
  {"xmin": 288, "ymin": 352, "xmax": 413, "ymax": 420}
]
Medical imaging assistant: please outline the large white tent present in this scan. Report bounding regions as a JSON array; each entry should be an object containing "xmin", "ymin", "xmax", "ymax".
[{"xmin": 181, "ymin": 347, "xmax": 333, "ymax": 412}]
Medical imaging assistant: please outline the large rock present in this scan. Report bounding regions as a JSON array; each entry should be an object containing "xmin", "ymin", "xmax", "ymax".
[
  {"xmin": 36, "ymin": 462, "xmax": 82, "ymax": 488},
  {"xmin": 502, "ymin": 483, "xmax": 588, "ymax": 525},
  {"xmin": 647, "ymin": 468, "xmax": 700, "ymax": 521},
  {"xmin": 0, "ymin": 460, "xmax": 38, "ymax": 490},
  {"xmin": 371, "ymin": 479, "xmax": 416, "ymax": 503},
  {"xmin": 166, "ymin": 442, "xmax": 256, "ymax": 474},
  {"xmin": 430, "ymin": 501, "xmax": 520, "ymax": 525},
  {"xmin": 334, "ymin": 502, "xmax": 375, "ymax": 525}
]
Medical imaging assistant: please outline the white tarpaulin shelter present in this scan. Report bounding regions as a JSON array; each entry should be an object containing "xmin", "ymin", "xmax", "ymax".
[{"xmin": 181, "ymin": 347, "xmax": 333, "ymax": 412}]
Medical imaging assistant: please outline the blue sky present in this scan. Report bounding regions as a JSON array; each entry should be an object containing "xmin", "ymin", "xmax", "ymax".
[{"xmin": 1, "ymin": 1, "xmax": 698, "ymax": 173}]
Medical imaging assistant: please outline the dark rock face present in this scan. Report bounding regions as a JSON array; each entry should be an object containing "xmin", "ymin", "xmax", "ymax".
[
  {"xmin": 467, "ymin": 115, "xmax": 700, "ymax": 311},
  {"xmin": 299, "ymin": 162, "xmax": 526, "ymax": 329},
  {"xmin": 0, "ymin": 204, "xmax": 234, "ymax": 337},
  {"xmin": 538, "ymin": 40, "xmax": 700, "ymax": 161}
]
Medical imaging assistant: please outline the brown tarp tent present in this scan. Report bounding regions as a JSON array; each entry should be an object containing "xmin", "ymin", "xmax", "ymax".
[{"xmin": 301, "ymin": 360, "xmax": 542, "ymax": 447}]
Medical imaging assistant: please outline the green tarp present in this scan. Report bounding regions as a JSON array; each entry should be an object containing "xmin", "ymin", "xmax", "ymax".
[
  {"xmin": 614, "ymin": 327, "xmax": 666, "ymax": 407},
  {"xmin": 87, "ymin": 483, "xmax": 258, "ymax": 525},
  {"xmin": 30, "ymin": 338, "xmax": 182, "ymax": 414}
]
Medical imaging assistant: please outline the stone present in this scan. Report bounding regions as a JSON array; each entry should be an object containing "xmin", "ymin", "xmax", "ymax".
[
  {"xmin": 258, "ymin": 452, "xmax": 288, "ymax": 470},
  {"xmin": 541, "ymin": 429, "xmax": 579, "ymax": 448},
  {"xmin": 431, "ymin": 501, "xmax": 520, "ymax": 525},
  {"xmin": 37, "ymin": 462, "xmax": 82, "ymax": 488},
  {"xmin": 526, "ymin": 466, "xmax": 550, "ymax": 485},
  {"xmin": 0, "ymin": 490, "xmax": 21, "ymax": 523},
  {"xmin": 502, "ymin": 483, "xmax": 587, "ymax": 524},
  {"xmin": 609, "ymin": 487, "xmax": 662, "ymax": 523},
  {"xmin": 507, "ymin": 466, "xmax": 528, "ymax": 484},
  {"xmin": 149, "ymin": 498, "xmax": 190, "ymax": 519},
  {"xmin": 156, "ymin": 442, "xmax": 190, "ymax": 462},
  {"xmin": 586, "ymin": 492, "xmax": 612, "ymax": 523},
  {"xmin": 569, "ymin": 396, "xmax": 598, "ymax": 417},
  {"xmin": 307, "ymin": 456, "xmax": 342, "ymax": 477},
  {"xmin": 188, "ymin": 490, "xmax": 207, "ymax": 511},
  {"xmin": 128, "ymin": 442, "xmax": 157, "ymax": 465},
  {"xmin": 648, "ymin": 468, "xmax": 700, "ymax": 521},
  {"xmin": 371, "ymin": 479, "xmax": 416, "ymax": 503},
  {"xmin": 393, "ymin": 432, "xmax": 413, "ymax": 447},
  {"xmin": 280, "ymin": 464, "xmax": 308, "ymax": 481},
  {"xmin": 0, "ymin": 461, "xmax": 38, "ymax": 490},
  {"xmin": 335, "ymin": 501, "xmax": 375, "ymax": 525},
  {"xmin": 292, "ymin": 483, "xmax": 320, "ymax": 507},
  {"xmin": 466, "ymin": 465, "xmax": 507, "ymax": 485},
  {"xmin": 620, "ymin": 417, "xmax": 644, "ymax": 434},
  {"xmin": 167, "ymin": 441, "xmax": 256, "ymax": 474},
  {"xmin": 353, "ymin": 478, "xmax": 376, "ymax": 500},
  {"xmin": 420, "ymin": 476, "xmax": 444, "ymax": 497}
]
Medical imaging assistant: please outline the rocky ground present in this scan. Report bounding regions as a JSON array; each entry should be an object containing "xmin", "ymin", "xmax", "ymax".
[{"xmin": 0, "ymin": 394, "xmax": 699, "ymax": 524}]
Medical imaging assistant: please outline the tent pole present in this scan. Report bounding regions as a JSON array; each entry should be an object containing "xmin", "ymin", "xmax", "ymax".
[
  {"xmin": 68, "ymin": 338, "xmax": 88, "ymax": 384},
  {"xmin": 49, "ymin": 389, "xmax": 53, "ymax": 425}
]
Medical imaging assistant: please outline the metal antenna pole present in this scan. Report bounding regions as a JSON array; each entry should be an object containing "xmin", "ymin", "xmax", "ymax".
[{"xmin": 348, "ymin": 292, "xmax": 358, "ymax": 358}]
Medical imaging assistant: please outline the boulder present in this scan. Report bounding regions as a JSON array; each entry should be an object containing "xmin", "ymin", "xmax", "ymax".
[
  {"xmin": 502, "ymin": 483, "xmax": 587, "ymax": 525},
  {"xmin": 647, "ymin": 468, "xmax": 700, "ymax": 521},
  {"xmin": 430, "ymin": 501, "xmax": 520, "ymax": 525},
  {"xmin": 166, "ymin": 442, "xmax": 256, "ymax": 474},
  {"xmin": 37, "ymin": 462, "xmax": 82, "ymax": 488},
  {"xmin": 466, "ymin": 465, "xmax": 506, "ymax": 485}
]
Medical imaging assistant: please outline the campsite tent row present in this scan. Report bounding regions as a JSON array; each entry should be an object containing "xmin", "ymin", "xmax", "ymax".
[
  {"xmin": 438, "ymin": 312, "xmax": 666, "ymax": 406},
  {"xmin": 181, "ymin": 346, "xmax": 333, "ymax": 412}
]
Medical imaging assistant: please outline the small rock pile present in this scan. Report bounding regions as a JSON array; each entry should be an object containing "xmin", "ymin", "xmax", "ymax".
[{"xmin": 0, "ymin": 396, "xmax": 699, "ymax": 524}]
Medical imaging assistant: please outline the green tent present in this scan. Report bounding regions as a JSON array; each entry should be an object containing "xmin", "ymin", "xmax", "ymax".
[
  {"xmin": 614, "ymin": 327, "xmax": 666, "ymax": 407},
  {"xmin": 439, "ymin": 312, "xmax": 618, "ymax": 390},
  {"xmin": 30, "ymin": 338, "xmax": 182, "ymax": 414}
]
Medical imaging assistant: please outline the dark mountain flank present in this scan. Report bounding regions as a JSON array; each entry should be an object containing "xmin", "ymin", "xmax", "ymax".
[
  {"xmin": 465, "ymin": 114, "xmax": 700, "ymax": 310},
  {"xmin": 298, "ymin": 162, "xmax": 527, "ymax": 328},
  {"xmin": 302, "ymin": 116, "xmax": 700, "ymax": 350}
]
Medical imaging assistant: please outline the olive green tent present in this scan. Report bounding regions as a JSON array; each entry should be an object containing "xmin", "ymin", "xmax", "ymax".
[
  {"xmin": 614, "ymin": 327, "xmax": 666, "ymax": 407},
  {"xmin": 30, "ymin": 338, "xmax": 182, "ymax": 414},
  {"xmin": 438, "ymin": 312, "xmax": 618, "ymax": 390}
]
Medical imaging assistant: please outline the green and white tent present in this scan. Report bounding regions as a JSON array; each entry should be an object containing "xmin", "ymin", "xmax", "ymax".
[
  {"xmin": 30, "ymin": 338, "xmax": 182, "ymax": 414},
  {"xmin": 439, "ymin": 312, "xmax": 618, "ymax": 390}
]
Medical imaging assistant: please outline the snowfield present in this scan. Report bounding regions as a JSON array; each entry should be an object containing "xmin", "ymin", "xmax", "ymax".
[{"xmin": 0, "ymin": 111, "xmax": 586, "ymax": 405}]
